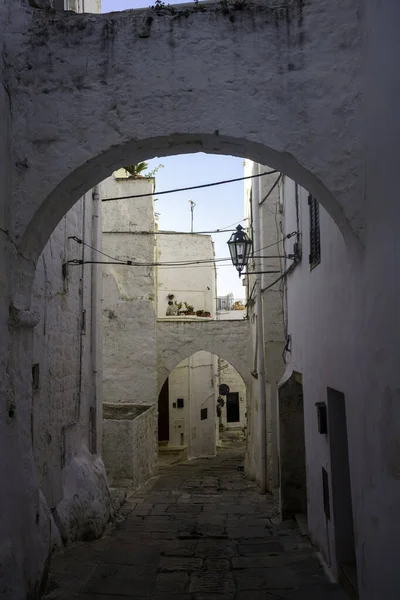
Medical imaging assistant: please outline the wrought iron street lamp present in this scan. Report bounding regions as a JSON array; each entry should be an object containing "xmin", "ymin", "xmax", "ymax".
[{"xmin": 227, "ymin": 225, "xmax": 252, "ymax": 277}]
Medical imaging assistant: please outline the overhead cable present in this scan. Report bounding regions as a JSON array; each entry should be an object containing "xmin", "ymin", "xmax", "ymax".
[
  {"xmin": 259, "ymin": 173, "xmax": 282, "ymax": 207},
  {"xmin": 101, "ymin": 170, "xmax": 278, "ymax": 202}
]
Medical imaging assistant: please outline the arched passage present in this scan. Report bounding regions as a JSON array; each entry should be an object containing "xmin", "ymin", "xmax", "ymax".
[
  {"xmin": 157, "ymin": 349, "xmax": 248, "ymax": 464},
  {"xmin": 10, "ymin": 1, "xmax": 363, "ymax": 300},
  {"xmin": 157, "ymin": 319, "xmax": 252, "ymax": 393}
]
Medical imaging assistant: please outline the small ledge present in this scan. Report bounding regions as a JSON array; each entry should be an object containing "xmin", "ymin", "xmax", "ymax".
[
  {"xmin": 9, "ymin": 306, "xmax": 40, "ymax": 329},
  {"xmin": 157, "ymin": 316, "xmax": 213, "ymax": 322}
]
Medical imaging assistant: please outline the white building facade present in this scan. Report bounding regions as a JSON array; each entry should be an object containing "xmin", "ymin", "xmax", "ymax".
[{"xmin": 244, "ymin": 162, "xmax": 373, "ymax": 598}]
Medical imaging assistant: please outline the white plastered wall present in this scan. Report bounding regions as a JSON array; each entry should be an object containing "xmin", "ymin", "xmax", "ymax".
[{"xmin": 101, "ymin": 175, "xmax": 157, "ymax": 405}]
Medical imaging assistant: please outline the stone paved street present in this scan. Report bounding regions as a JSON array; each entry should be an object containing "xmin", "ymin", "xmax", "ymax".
[{"xmin": 44, "ymin": 446, "xmax": 349, "ymax": 600}]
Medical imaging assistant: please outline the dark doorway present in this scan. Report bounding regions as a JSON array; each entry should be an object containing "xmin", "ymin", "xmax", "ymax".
[
  {"xmin": 327, "ymin": 388, "xmax": 358, "ymax": 598},
  {"xmin": 226, "ymin": 392, "xmax": 240, "ymax": 423},
  {"xmin": 158, "ymin": 378, "xmax": 170, "ymax": 442},
  {"xmin": 278, "ymin": 372, "xmax": 307, "ymax": 519}
]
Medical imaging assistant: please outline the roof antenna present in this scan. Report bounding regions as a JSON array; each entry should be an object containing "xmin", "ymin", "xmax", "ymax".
[{"xmin": 189, "ymin": 200, "xmax": 196, "ymax": 233}]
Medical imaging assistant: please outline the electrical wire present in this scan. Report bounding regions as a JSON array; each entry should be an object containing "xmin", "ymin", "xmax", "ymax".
[
  {"xmin": 101, "ymin": 170, "xmax": 278, "ymax": 202},
  {"xmin": 260, "ymin": 263, "xmax": 297, "ymax": 294},
  {"xmin": 259, "ymin": 173, "xmax": 282, "ymax": 207},
  {"xmin": 68, "ymin": 236, "xmax": 289, "ymax": 268},
  {"xmin": 253, "ymin": 231, "xmax": 298, "ymax": 254}
]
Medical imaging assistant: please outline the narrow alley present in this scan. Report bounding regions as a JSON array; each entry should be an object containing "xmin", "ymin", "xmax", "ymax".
[{"xmin": 44, "ymin": 441, "xmax": 348, "ymax": 600}]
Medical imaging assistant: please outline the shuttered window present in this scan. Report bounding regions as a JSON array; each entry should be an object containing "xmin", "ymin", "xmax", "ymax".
[{"xmin": 308, "ymin": 195, "xmax": 321, "ymax": 269}]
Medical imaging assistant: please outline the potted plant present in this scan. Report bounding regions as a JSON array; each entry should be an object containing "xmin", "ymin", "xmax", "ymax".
[
  {"xmin": 196, "ymin": 310, "xmax": 205, "ymax": 317},
  {"xmin": 184, "ymin": 302, "xmax": 195, "ymax": 316},
  {"xmin": 203, "ymin": 311, "xmax": 211, "ymax": 317},
  {"xmin": 167, "ymin": 293, "xmax": 175, "ymax": 300},
  {"xmin": 123, "ymin": 162, "xmax": 149, "ymax": 178}
]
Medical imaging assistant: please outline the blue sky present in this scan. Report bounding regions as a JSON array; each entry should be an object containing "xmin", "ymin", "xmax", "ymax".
[{"xmin": 101, "ymin": 0, "xmax": 246, "ymax": 298}]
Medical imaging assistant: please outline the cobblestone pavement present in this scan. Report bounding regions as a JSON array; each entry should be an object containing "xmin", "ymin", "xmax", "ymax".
[{"xmin": 44, "ymin": 446, "xmax": 349, "ymax": 600}]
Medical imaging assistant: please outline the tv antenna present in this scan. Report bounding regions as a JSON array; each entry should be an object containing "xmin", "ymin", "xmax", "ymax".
[{"xmin": 189, "ymin": 200, "xmax": 196, "ymax": 233}]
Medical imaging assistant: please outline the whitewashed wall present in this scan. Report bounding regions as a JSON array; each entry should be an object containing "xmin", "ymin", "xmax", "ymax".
[
  {"xmin": 243, "ymin": 161, "xmax": 286, "ymax": 490},
  {"xmin": 101, "ymin": 175, "xmax": 157, "ymax": 405},
  {"xmin": 281, "ymin": 176, "xmax": 353, "ymax": 577},
  {"xmin": 168, "ymin": 351, "xmax": 217, "ymax": 459},
  {"xmin": 157, "ymin": 233, "xmax": 218, "ymax": 459},
  {"xmin": 157, "ymin": 233, "xmax": 216, "ymax": 318}
]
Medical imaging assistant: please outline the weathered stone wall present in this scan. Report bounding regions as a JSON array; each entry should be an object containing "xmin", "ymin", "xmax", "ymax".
[
  {"xmin": 1, "ymin": 1, "xmax": 400, "ymax": 598},
  {"xmin": 101, "ymin": 176, "xmax": 158, "ymax": 405},
  {"xmin": 157, "ymin": 319, "xmax": 252, "ymax": 392},
  {"xmin": 102, "ymin": 403, "xmax": 157, "ymax": 488},
  {"xmin": 11, "ymin": 0, "xmax": 363, "ymax": 270},
  {"xmin": 31, "ymin": 193, "xmax": 111, "ymax": 545}
]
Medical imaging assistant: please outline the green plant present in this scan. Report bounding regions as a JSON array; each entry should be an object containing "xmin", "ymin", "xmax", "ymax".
[
  {"xmin": 151, "ymin": 0, "xmax": 176, "ymax": 15},
  {"xmin": 123, "ymin": 162, "xmax": 149, "ymax": 178},
  {"xmin": 175, "ymin": 301, "xmax": 183, "ymax": 311},
  {"xmin": 145, "ymin": 163, "xmax": 164, "ymax": 178},
  {"xmin": 196, "ymin": 310, "xmax": 205, "ymax": 317},
  {"xmin": 184, "ymin": 302, "xmax": 194, "ymax": 313},
  {"xmin": 167, "ymin": 293, "xmax": 175, "ymax": 300}
]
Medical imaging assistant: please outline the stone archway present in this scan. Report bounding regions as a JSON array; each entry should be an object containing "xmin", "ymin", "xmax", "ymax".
[
  {"xmin": 0, "ymin": 2, "xmax": 366, "ymax": 596},
  {"xmin": 157, "ymin": 319, "xmax": 252, "ymax": 392},
  {"xmin": 7, "ymin": 1, "xmax": 363, "ymax": 303}
]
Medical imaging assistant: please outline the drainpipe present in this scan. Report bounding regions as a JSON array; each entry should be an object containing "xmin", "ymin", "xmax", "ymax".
[
  {"xmin": 90, "ymin": 186, "xmax": 101, "ymax": 453},
  {"xmin": 253, "ymin": 163, "xmax": 268, "ymax": 493},
  {"xmin": 77, "ymin": 194, "xmax": 86, "ymax": 421}
]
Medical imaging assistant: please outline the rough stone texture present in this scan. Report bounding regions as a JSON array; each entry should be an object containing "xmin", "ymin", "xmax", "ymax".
[
  {"xmin": 101, "ymin": 176, "xmax": 158, "ymax": 405},
  {"xmin": 1, "ymin": 1, "xmax": 400, "ymax": 598},
  {"xmin": 11, "ymin": 0, "xmax": 363, "ymax": 271},
  {"xmin": 102, "ymin": 403, "xmax": 157, "ymax": 487},
  {"xmin": 54, "ymin": 447, "xmax": 113, "ymax": 544},
  {"xmin": 43, "ymin": 440, "xmax": 347, "ymax": 600},
  {"xmin": 157, "ymin": 319, "xmax": 252, "ymax": 392},
  {"xmin": 31, "ymin": 195, "xmax": 101, "ymax": 513}
]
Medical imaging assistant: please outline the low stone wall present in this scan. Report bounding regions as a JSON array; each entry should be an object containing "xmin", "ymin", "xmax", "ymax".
[{"xmin": 102, "ymin": 403, "xmax": 157, "ymax": 489}]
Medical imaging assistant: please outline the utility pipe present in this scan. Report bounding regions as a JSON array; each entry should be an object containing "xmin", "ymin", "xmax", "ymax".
[
  {"xmin": 253, "ymin": 163, "xmax": 268, "ymax": 493},
  {"xmin": 90, "ymin": 186, "xmax": 101, "ymax": 453}
]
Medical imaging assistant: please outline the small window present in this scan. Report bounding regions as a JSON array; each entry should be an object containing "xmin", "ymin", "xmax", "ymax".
[
  {"xmin": 308, "ymin": 195, "xmax": 321, "ymax": 269},
  {"xmin": 201, "ymin": 408, "xmax": 208, "ymax": 421}
]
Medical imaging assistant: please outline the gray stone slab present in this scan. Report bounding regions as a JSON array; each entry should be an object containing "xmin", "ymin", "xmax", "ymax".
[
  {"xmin": 155, "ymin": 572, "xmax": 190, "ymax": 593},
  {"xmin": 83, "ymin": 564, "xmax": 156, "ymax": 596},
  {"xmin": 237, "ymin": 541, "xmax": 283, "ymax": 555},
  {"xmin": 189, "ymin": 572, "xmax": 235, "ymax": 594},
  {"xmin": 227, "ymin": 527, "xmax": 272, "ymax": 539},
  {"xmin": 234, "ymin": 566, "xmax": 327, "ymax": 591},
  {"xmin": 203, "ymin": 558, "xmax": 231, "ymax": 571},
  {"xmin": 194, "ymin": 539, "xmax": 237, "ymax": 558},
  {"xmin": 96, "ymin": 544, "xmax": 161, "ymax": 566},
  {"xmin": 162, "ymin": 541, "xmax": 196, "ymax": 557},
  {"xmin": 159, "ymin": 557, "xmax": 203, "ymax": 571}
]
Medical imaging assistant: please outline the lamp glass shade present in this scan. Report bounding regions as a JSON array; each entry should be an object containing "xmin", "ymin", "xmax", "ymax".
[{"xmin": 227, "ymin": 225, "xmax": 252, "ymax": 275}]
